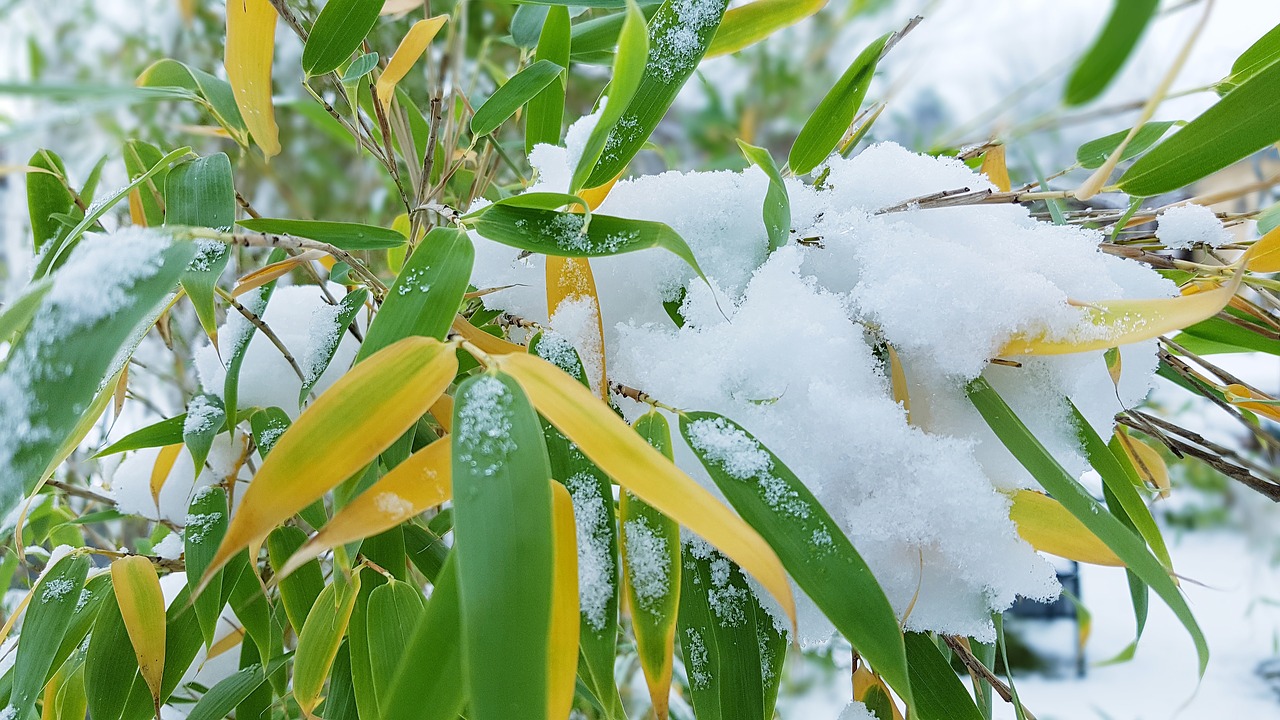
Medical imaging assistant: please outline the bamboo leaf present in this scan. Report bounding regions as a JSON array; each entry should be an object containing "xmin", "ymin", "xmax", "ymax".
[
  {"xmin": 226, "ymin": 0, "xmax": 280, "ymax": 157},
  {"xmin": 149, "ymin": 443, "xmax": 183, "ymax": 509},
  {"xmin": 85, "ymin": 589, "xmax": 138, "ymax": 720},
  {"xmin": 1248, "ymin": 224, "xmax": 1280, "ymax": 273},
  {"xmin": 383, "ymin": 553, "xmax": 465, "ymax": 720},
  {"xmin": 495, "ymin": 352, "xmax": 796, "ymax": 627},
  {"xmin": 979, "ymin": 144, "xmax": 1011, "ymax": 193},
  {"xmin": 203, "ymin": 336, "xmax": 457, "ymax": 585},
  {"xmin": 706, "ymin": 0, "xmax": 826, "ymax": 58},
  {"xmin": 266, "ymin": 525, "xmax": 324, "ymax": 634},
  {"xmin": 376, "ymin": 16, "xmax": 449, "ymax": 112},
  {"xmin": 1076, "ymin": 121, "xmax": 1179, "ymax": 169},
  {"xmin": 1221, "ymin": 22, "xmax": 1280, "ymax": 93},
  {"xmin": 26, "ymin": 149, "xmax": 74, "ymax": 253},
  {"xmin": 527, "ymin": 6, "xmax": 571, "ymax": 155},
  {"xmin": 236, "ymin": 218, "xmax": 409, "ymax": 250},
  {"xmin": 278, "ymin": 436, "xmax": 451, "ymax": 580},
  {"xmin": 544, "ymin": 258, "xmax": 607, "ymax": 396},
  {"xmin": 294, "ymin": 575, "xmax": 362, "ymax": 716},
  {"xmin": 10, "ymin": 553, "xmax": 90, "ymax": 713},
  {"xmin": 737, "ymin": 140, "xmax": 790, "ymax": 252},
  {"xmin": 365, "ymin": 580, "xmax": 427, "ymax": 702},
  {"xmin": 1065, "ymin": 0, "xmax": 1159, "ymax": 105},
  {"xmin": 185, "ymin": 487, "xmax": 229, "ymax": 648},
  {"xmin": 136, "ymin": 60, "xmax": 249, "ymax": 145},
  {"xmin": 1008, "ymin": 490, "xmax": 1123, "ymax": 566},
  {"xmin": 1119, "ymin": 57, "xmax": 1280, "ymax": 196},
  {"xmin": 571, "ymin": 0, "xmax": 648, "ymax": 192},
  {"xmin": 548, "ymin": 482, "xmax": 580, "ymax": 720},
  {"xmin": 166, "ymin": 152, "xmax": 234, "ymax": 343},
  {"xmin": 470, "ymin": 59, "xmax": 565, "ymax": 137},
  {"xmin": 679, "ymin": 411, "xmax": 909, "ymax": 703},
  {"xmin": 789, "ymin": 32, "xmax": 888, "ymax": 176},
  {"xmin": 182, "ymin": 394, "xmax": 225, "ymax": 478},
  {"xmin": 903, "ymin": 633, "xmax": 985, "ymax": 720},
  {"xmin": 0, "ymin": 278, "xmax": 51, "ymax": 348},
  {"xmin": 299, "ymin": 288, "xmax": 367, "ymax": 405},
  {"xmin": 452, "ymin": 371, "xmax": 556, "ymax": 720},
  {"xmin": 111, "ymin": 556, "xmax": 166, "ymax": 704},
  {"xmin": 583, "ymin": 0, "xmax": 728, "ymax": 188},
  {"xmin": 622, "ymin": 413, "xmax": 682, "ymax": 720},
  {"xmin": 303, "ymin": 0, "xmax": 387, "ymax": 76},
  {"xmin": 185, "ymin": 661, "xmax": 274, "ymax": 720},
  {"xmin": 358, "ymin": 227, "xmax": 474, "ymax": 360},
  {"xmin": 966, "ymin": 377, "xmax": 1208, "ymax": 676},
  {"xmin": 1115, "ymin": 428, "xmax": 1171, "ymax": 499}
]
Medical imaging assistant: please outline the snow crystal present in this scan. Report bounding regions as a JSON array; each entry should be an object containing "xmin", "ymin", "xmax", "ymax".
[
  {"xmin": 685, "ymin": 535, "xmax": 749, "ymax": 627},
  {"xmin": 1156, "ymin": 203, "xmax": 1231, "ymax": 250},
  {"xmin": 549, "ymin": 297, "xmax": 604, "ymax": 397},
  {"xmin": 568, "ymin": 472, "xmax": 615, "ymax": 632},
  {"xmin": 467, "ymin": 140, "xmax": 1175, "ymax": 641},
  {"xmin": 623, "ymin": 515, "xmax": 670, "ymax": 613},
  {"xmin": 40, "ymin": 577, "xmax": 74, "ymax": 603},
  {"xmin": 684, "ymin": 627, "xmax": 711, "ymax": 689},
  {"xmin": 453, "ymin": 375, "xmax": 516, "ymax": 476},
  {"xmin": 74, "ymin": 588, "xmax": 92, "ymax": 613},
  {"xmin": 183, "ymin": 395, "xmax": 221, "ymax": 437},
  {"xmin": 837, "ymin": 701, "xmax": 877, "ymax": 720},
  {"xmin": 300, "ymin": 300, "xmax": 344, "ymax": 389},
  {"xmin": 188, "ymin": 239, "xmax": 228, "ymax": 273},
  {"xmin": 374, "ymin": 491, "xmax": 414, "ymax": 517},
  {"xmin": 686, "ymin": 417, "xmax": 809, "ymax": 519},
  {"xmin": 0, "ymin": 705, "xmax": 17, "ymax": 720},
  {"xmin": 535, "ymin": 330, "xmax": 581, "ymax": 376},
  {"xmin": 184, "ymin": 510, "xmax": 223, "ymax": 545},
  {"xmin": 650, "ymin": 0, "xmax": 726, "ymax": 84}
]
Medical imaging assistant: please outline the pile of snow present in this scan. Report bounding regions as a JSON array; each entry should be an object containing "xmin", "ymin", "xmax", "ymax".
[
  {"xmin": 467, "ymin": 120, "xmax": 1179, "ymax": 641},
  {"xmin": 1156, "ymin": 203, "xmax": 1232, "ymax": 250}
]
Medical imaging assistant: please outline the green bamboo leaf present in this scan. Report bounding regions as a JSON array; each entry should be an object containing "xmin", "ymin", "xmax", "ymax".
[
  {"xmin": 85, "ymin": 590, "xmax": 138, "ymax": 720},
  {"xmin": 267, "ymin": 525, "xmax": 325, "ymax": 634},
  {"xmin": 184, "ymin": 487, "xmax": 229, "ymax": 648},
  {"xmin": 571, "ymin": 0, "xmax": 648, "ymax": 191},
  {"xmin": 530, "ymin": 334, "xmax": 623, "ymax": 718},
  {"xmin": 1065, "ymin": 0, "xmax": 1159, "ymax": 105},
  {"xmin": 26, "ymin": 149, "xmax": 74, "ymax": 253},
  {"xmin": 1179, "ymin": 316, "xmax": 1280, "ymax": 356},
  {"xmin": 1076, "ymin": 121, "xmax": 1179, "ymax": 169},
  {"xmin": 583, "ymin": 0, "xmax": 728, "ymax": 188},
  {"xmin": 788, "ymin": 32, "xmax": 888, "ymax": 176},
  {"xmin": 568, "ymin": 4, "xmax": 662, "ymax": 65},
  {"xmin": 340, "ymin": 52, "xmax": 380, "ymax": 84},
  {"xmin": 452, "ymin": 372, "xmax": 556, "ymax": 720},
  {"xmin": 384, "ymin": 553, "xmax": 465, "ymax": 720},
  {"xmin": 166, "ymin": 153, "xmax": 234, "ymax": 342},
  {"xmin": 471, "ymin": 205, "xmax": 706, "ymax": 280},
  {"xmin": 903, "ymin": 633, "xmax": 985, "ymax": 720},
  {"xmin": 303, "ymin": 0, "xmax": 387, "ymax": 76},
  {"xmin": 185, "ymin": 661, "xmax": 272, "ymax": 720},
  {"xmin": 121, "ymin": 140, "xmax": 168, "ymax": 229},
  {"xmin": 357, "ymin": 227, "xmax": 475, "ymax": 360},
  {"xmin": 0, "ymin": 232, "xmax": 194, "ymax": 521},
  {"xmin": 1221, "ymin": 22, "xmax": 1280, "ymax": 93},
  {"xmin": 1119, "ymin": 58, "xmax": 1280, "ymax": 196},
  {"xmin": 294, "ymin": 575, "xmax": 362, "ymax": 716},
  {"xmin": 737, "ymin": 140, "xmax": 790, "ymax": 252},
  {"xmin": 95, "ymin": 408, "xmax": 256, "ymax": 457},
  {"xmin": 705, "ymin": 0, "xmax": 826, "ymax": 57},
  {"xmin": 235, "ymin": 218, "xmax": 408, "ymax": 250},
  {"xmin": 680, "ymin": 411, "xmax": 911, "ymax": 703},
  {"xmin": 622, "ymin": 413, "xmax": 681, "ymax": 719},
  {"xmin": 48, "ymin": 573, "xmax": 111, "ymax": 681},
  {"xmin": 249, "ymin": 407, "xmax": 291, "ymax": 458},
  {"xmin": 0, "ymin": 278, "xmax": 52, "ymax": 350},
  {"xmin": 182, "ymin": 394, "xmax": 225, "ymax": 478},
  {"xmin": 526, "ymin": 7, "xmax": 571, "ymax": 155},
  {"xmin": 322, "ymin": 643, "xmax": 360, "ymax": 720},
  {"xmin": 512, "ymin": 4, "xmax": 551, "ymax": 48},
  {"xmin": 223, "ymin": 249, "xmax": 286, "ymax": 432},
  {"xmin": 299, "ymin": 288, "xmax": 367, "ymax": 405},
  {"xmin": 470, "ymin": 60, "xmax": 565, "ymax": 137},
  {"xmin": 137, "ymin": 60, "xmax": 248, "ymax": 144},
  {"xmin": 966, "ymin": 376, "xmax": 1208, "ymax": 675},
  {"xmin": 10, "ymin": 553, "xmax": 90, "ymax": 713},
  {"xmin": 365, "ymin": 580, "xmax": 427, "ymax": 700}
]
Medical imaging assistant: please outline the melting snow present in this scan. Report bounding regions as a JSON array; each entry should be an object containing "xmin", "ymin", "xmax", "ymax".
[{"xmin": 1156, "ymin": 203, "xmax": 1232, "ymax": 250}]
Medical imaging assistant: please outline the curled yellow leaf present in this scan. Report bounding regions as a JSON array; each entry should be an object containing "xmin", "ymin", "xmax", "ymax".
[
  {"xmin": 548, "ymin": 482, "xmax": 580, "ymax": 720},
  {"xmin": 494, "ymin": 351, "xmax": 796, "ymax": 627},
  {"xmin": 233, "ymin": 250, "xmax": 327, "ymax": 297},
  {"xmin": 980, "ymin": 144, "xmax": 1012, "ymax": 193},
  {"xmin": 1248, "ymin": 224, "xmax": 1280, "ymax": 273},
  {"xmin": 1223, "ymin": 383, "xmax": 1280, "ymax": 422},
  {"xmin": 853, "ymin": 665, "xmax": 904, "ymax": 720},
  {"xmin": 277, "ymin": 436, "xmax": 451, "ymax": 580},
  {"xmin": 376, "ymin": 15, "xmax": 448, "ymax": 113},
  {"xmin": 203, "ymin": 337, "xmax": 457, "ymax": 587},
  {"xmin": 225, "ymin": 0, "xmax": 280, "ymax": 158},
  {"xmin": 1008, "ymin": 490, "xmax": 1123, "ymax": 566},
  {"xmin": 1115, "ymin": 430, "xmax": 1171, "ymax": 499},
  {"xmin": 452, "ymin": 314, "xmax": 526, "ymax": 355},
  {"xmin": 112, "ymin": 556, "xmax": 167, "ymax": 703},
  {"xmin": 885, "ymin": 342, "xmax": 909, "ymax": 422},
  {"xmin": 150, "ymin": 443, "xmax": 183, "ymax": 509}
]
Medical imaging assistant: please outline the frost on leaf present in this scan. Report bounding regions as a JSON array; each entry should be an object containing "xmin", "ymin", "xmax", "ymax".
[
  {"xmin": 455, "ymin": 375, "xmax": 517, "ymax": 477},
  {"xmin": 623, "ymin": 515, "xmax": 670, "ymax": 614},
  {"xmin": 567, "ymin": 472, "xmax": 615, "ymax": 632}
]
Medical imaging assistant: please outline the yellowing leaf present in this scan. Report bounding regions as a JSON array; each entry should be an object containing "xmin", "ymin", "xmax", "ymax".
[
  {"xmin": 1008, "ymin": 490, "xmax": 1124, "ymax": 566},
  {"xmin": 277, "ymin": 436, "xmax": 451, "ymax": 580},
  {"xmin": 204, "ymin": 337, "xmax": 456, "ymax": 587},
  {"xmin": 705, "ymin": 0, "xmax": 827, "ymax": 58},
  {"xmin": 1104, "ymin": 347, "xmax": 1123, "ymax": 388},
  {"xmin": 225, "ymin": 0, "xmax": 280, "ymax": 158},
  {"xmin": 1000, "ymin": 262, "xmax": 1246, "ymax": 356},
  {"xmin": 376, "ymin": 16, "xmax": 448, "ymax": 113},
  {"xmin": 1115, "ymin": 429, "xmax": 1171, "ymax": 499},
  {"xmin": 430, "ymin": 393, "xmax": 454, "ymax": 432},
  {"xmin": 150, "ymin": 443, "xmax": 183, "ymax": 509},
  {"xmin": 548, "ymin": 481, "xmax": 579, "ymax": 720},
  {"xmin": 980, "ymin": 144, "xmax": 1012, "ymax": 193},
  {"xmin": 233, "ymin": 250, "xmax": 327, "ymax": 297},
  {"xmin": 1248, "ymin": 225, "xmax": 1280, "ymax": 273},
  {"xmin": 495, "ymin": 352, "xmax": 796, "ymax": 627},
  {"xmin": 1223, "ymin": 383, "xmax": 1280, "ymax": 422},
  {"xmin": 111, "ymin": 556, "xmax": 167, "ymax": 703},
  {"xmin": 546, "ymin": 256, "xmax": 606, "ymax": 399},
  {"xmin": 206, "ymin": 627, "xmax": 245, "ymax": 661},
  {"xmin": 451, "ymin": 314, "xmax": 526, "ymax": 355},
  {"xmin": 853, "ymin": 666, "xmax": 904, "ymax": 720},
  {"xmin": 885, "ymin": 342, "xmax": 909, "ymax": 422},
  {"xmin": 579, "ymin": 172, "xmax": 620, "ymax": 210}
]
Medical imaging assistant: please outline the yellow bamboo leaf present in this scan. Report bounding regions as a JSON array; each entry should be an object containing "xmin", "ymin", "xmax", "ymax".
[
  {"xmin": 1000, "ymin": 260, "xmax": 1247, "ymax": 356},
  {"xmin": 495, "ymin": 352, "xmax": 797, "ymax": 626},
  {"xmin": 381, "ymin": 0, "xmax": 424, "ymax": 15},
  {"xmin": 206, "ymin": 626, "xmax": 245, "ymax": 661},
  {"xmin": 150, "ymin": 443, "xmax": 183, "ymax": 509},
  {"xmin": 376, "ymin": 16, "xmax": 449, "ymax": 113},
  {"xmin": 430, "ymin": 393, "xmax": 453, "ymax": 432},
  {"xmin": 277, "ymin": 436, "xmax": 451, "ymax": 580},
  {"xmin": 1223, "ymin": 383, "xmax": 1280, "ymax": 422},
  {"xmin": 203, "ymin": 337, "xmax": 457, "ymax": 587},
  {"xmin": 112, "ymin": 556, "xmax": 167, "ymax": 703},
  {"xmin": 1248, "ymin": 225, "xmax": 1280, "ymax": 273},
  {"xmin": 546, "ymin": 256, "xmax": 607, "ymax": 400},
  {"xmin": 232, "ymin": 250, "xmax": 327, "ymax": 297},
  {"xmin": 579, "ymin": 172, "xmax": 621, "ymax": 210},
  {"xmin": 452, "ymin": 314, "xmax": 526, "ymax": 355},
  {"xmin": 128, "ymin": 190, "xmax": 146, "ymax": 226},
  {"xmin": 852, "ymin": 665, "xmax": 905, "ymax": 720},
  {"xmin": 885, "ymin": 342, "xmax": 909, "ymax": 422},
  {"xmin": 225, "ymin": 0, "xmax": 280, "ymax": 158},
  {"xmin": 980, "ymin": 144, "xmax": 1012, "ymax": 193},
  {"xmin": 1104, "ymin": 347, "xmax": 1123, "ymax": 388},
  {"xmin": 548, "ymin": 482, "xmax": 579, "ymax": 720},
  {"xmin": 1008, "ymin": 490, "xmax": 1124, "ymax": 566},
  {"xmin": 1115, "ymin": 430, "xmax": 1170, "ymax": 499}
]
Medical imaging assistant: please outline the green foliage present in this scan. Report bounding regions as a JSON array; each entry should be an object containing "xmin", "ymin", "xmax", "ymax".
[{"xmin": 1064, "ymin": 0, "xmax": 1159, "ymax": 106}]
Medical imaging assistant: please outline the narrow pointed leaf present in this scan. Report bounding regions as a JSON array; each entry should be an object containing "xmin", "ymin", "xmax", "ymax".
[
  {"xmin": 10, "ymin": 553, "xmax": 90, "ymax": 713},
  {"xmin": 366, "ymin": 580, "xmax": 427, "ymax": 702},
  {"xmin": 789, "ymin": 32, "xmax": 888, "ymax": 175},
  {"xmin": 185, "ymin": 487, "xmax": 229, "ymax": 648},
  {"xmin": 136, "ymin": 61, "xmax": 248, "ymax": 145},
  {"xmin": 527, "ymin": 6, "xmax": 571, "ymax": 154},
  {"xmin": 376, "ymin": 16, "xmax": 449, "ymax": 112},
  {"xmin": 471, "ymin": 60, "xmax": 565, "ymax": 137},
  {"xmin": 226, "ymin": 0, "xmax": 280, "ymax": 157},
  {"xmin": 903, "ymin": 633, "xmax": 986, "ymax": 720},
  {"xmin": 182, "ymin": 394, "xmax": 225, "ymax": 478},
  {"xmin": 1076, "ymin": 121, "xmax": 1178, "ymax": 169},
  {"xmin": 383, "ymin": 553, "xmax": 465, "ymax": 720},
  {"xmin": 26, "ymin": 149, "xmax": 74, "ymax": 253},
  {"xmin": 548, "ymin": 482, "xmax": 580, "ymax": 719},
  {"xmin": 1009, "ymin": 490, "xmax": 1123, "ymax": 566},
  {"xmin": 299, "ymin": 288, "xmax": 367, "ymax": 405},
  {"xmin": 303, "ymin": 0, "xmax": 387, "ymax": 76},
  {"xmin": 294, "ymin": 575, "xmax": 361, "ymax": 716},
  {"xmin": 166, "ymin": 152, "xmax": 234, "ymax": 342},
  {"xmin": 737, "ymin": 140, "xmax": 790, "ymax": 252},
  {"xmin": 111, "ymin": 556, "xmax": 166, "ymax": 702},
  {"xmin": 706, "ymin": 0, "xmax": 826, "ymax": 57},
  {"xmin": 236, "ymin": 218, "xmax": 408, "ymax": 250},
  {"xmin": 266, "ymin": 525, "xmax": 324, "ymax": 634},
  {"xmin": 1065, "ymin": 0, "xmax": 1159, "ymax": 105},
  {"xmin": 571, "ymin": 0, "xmax": 647, "ymax": 192}
]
